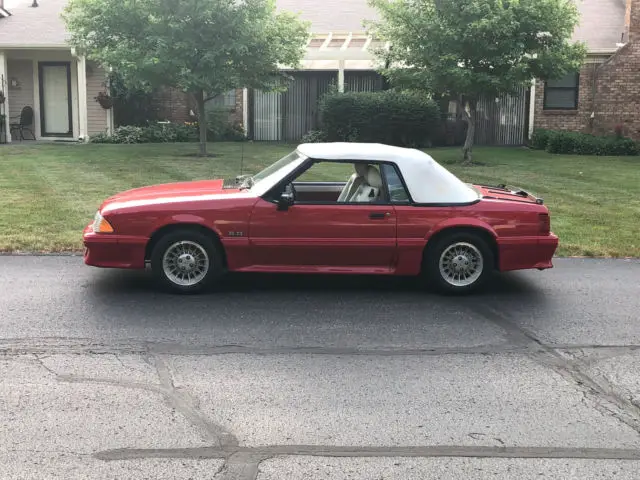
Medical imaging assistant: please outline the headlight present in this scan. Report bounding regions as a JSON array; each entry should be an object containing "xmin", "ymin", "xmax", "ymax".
[{"xmin": 92, "ymin": 211, "xmax": 114, "ymax": 233}]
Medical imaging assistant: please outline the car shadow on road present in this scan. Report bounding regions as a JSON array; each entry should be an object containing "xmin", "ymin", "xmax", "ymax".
[
  {"xmin": 81, "ymin": 268, "xmax": 551, "ymax": 344},
  {"xmin": 88, "ymin": 267, "xmax": 541, "ymax": 298}
]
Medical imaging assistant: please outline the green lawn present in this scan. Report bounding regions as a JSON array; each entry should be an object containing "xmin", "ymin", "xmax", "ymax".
[{"xmin": 0, "ymin": 142, "xmax": 638, "ymax": 257}]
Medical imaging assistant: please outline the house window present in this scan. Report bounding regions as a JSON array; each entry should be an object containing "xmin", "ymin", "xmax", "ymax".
[
  {"xmin": 543, "ymin": 73, "xmax": 579, "ymax": 110},
  {"xmin": 207, "ymin": 89, "xmax": 237, "ymax": 110}
]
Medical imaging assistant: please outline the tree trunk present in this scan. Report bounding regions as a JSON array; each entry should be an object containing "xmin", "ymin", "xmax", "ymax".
[
  {"xmin": 195, "ymin": 89, "xmax": 207, "ymax": 156},
  {"xmin": 460, "ymin": 99, "xmax": 476, "ymax": 165}
]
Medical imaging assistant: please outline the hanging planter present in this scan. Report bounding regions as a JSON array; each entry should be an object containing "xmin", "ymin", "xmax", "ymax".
[{"xmin": 95, "ymin": 91, "xmax": 113, "ymax": 109}]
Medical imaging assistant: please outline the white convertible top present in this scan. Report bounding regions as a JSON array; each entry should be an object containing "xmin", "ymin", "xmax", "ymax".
[{"xmin": 297, "ymin": 143, "xmax": 479, "ymax": 204}]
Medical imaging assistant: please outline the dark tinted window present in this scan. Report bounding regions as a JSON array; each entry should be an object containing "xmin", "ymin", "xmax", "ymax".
[{"xmin": 544, "ymin": 73, "xmax": 579, "ymax": 110}]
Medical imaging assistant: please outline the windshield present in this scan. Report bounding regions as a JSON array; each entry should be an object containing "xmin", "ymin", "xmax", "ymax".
[{"xmin": 242, "ymin": 150, "xmax": 306, "ymax": 193}]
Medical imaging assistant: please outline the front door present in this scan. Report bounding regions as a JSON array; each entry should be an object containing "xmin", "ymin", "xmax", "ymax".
[
  {"xmin": 247, "ymin": 159, "xmax": 398, "ymax": 274},
  {"xmin": 248, "ymin": 199, "xmax": 397, "ymax": 273},
  {"xmin": 39, "ymin": 62, "xmax": 72, "ymax": 137}
]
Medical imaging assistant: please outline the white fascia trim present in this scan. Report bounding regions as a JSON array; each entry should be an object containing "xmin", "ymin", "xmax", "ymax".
[
  {"xmin": 587, "ymin": 48, "xmax": 618, "ymax": 55},
  {"xmin": 0, "ymin": 44, "xmax": 70, "ymax": 50},
  {"xmin": 304, "ymin": 49, "xmax": 374, "ymax": 60}
]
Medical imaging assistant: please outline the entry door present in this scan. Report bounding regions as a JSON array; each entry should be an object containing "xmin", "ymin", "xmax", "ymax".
[
  {"xmin": 39, "ymin": 62, "xmax": 72, "ymax": 137},
  {"xmin": 248, "ymin": 198, "xmax": 397, "ymax": 273}
]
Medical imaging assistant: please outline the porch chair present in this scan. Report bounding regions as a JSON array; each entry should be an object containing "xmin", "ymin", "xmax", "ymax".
[{"xmin": 10, "ymin": 106, "xmax": 35, "ymax": 141}]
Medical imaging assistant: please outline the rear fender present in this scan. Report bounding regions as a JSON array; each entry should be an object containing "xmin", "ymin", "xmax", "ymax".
[
  {"xmin": 425, "ymin": 217, "xmax": 498, "ymax": 242},
  {"xmin": 422, "ymin": 218, "xmax": 499, "ymax": 271}
]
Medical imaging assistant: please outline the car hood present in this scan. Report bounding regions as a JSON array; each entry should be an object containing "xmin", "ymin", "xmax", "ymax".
[{"xmin": 100, "ymin": 179, "xmax": 244, "ymax": 211}]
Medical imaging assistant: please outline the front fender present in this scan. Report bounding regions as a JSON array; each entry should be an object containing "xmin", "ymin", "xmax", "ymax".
[{"xmin": 151, "ymin": 213, "xmax": 225, "ymax": 239}]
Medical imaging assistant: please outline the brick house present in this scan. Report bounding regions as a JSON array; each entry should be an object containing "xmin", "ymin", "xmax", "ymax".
[{"xmin": 533, "ymin": 0, "xmax": 640, "ymax": 139}]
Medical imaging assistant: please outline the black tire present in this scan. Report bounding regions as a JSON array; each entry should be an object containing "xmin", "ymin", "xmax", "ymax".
[
  {"xmin": 423, "ymin": 231, "xmax": 494, "ymax": 295},
  {"xmin": 150, "ymin": 229, "xmax": 224, "ymax": 294}
]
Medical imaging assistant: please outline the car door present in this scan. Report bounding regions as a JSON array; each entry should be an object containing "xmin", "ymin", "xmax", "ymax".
[{"xmin": 248, "ymin": 161, "xmax": 397, "ymax": 273}]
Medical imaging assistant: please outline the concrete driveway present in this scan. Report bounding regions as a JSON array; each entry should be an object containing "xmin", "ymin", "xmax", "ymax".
[{"xmin": 1, "ymin": 256, "xmax": 640, "ymax": 479}]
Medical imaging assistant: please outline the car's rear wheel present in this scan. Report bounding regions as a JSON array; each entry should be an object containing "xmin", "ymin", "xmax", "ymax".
[
  {"xmin": 424, "ymin": 231, "xmax": 494, "ymax": 294},
  {"xmin": 150, "ymin": 229, "xmax": 223, "ymax": 294}
]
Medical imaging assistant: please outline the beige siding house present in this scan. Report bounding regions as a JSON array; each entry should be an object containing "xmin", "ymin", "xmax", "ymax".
[{"xmin": 0, "ymin": 0, "xmax": 113, "ymax": 142}]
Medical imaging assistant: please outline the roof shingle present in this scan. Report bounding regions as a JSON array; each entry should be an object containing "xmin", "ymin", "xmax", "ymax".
[
  {"xmin": 571, "ymin": 0, "xmax": 626, "ymax": 50},
  {"xmin": 0, "ymin": 0, "xmax": 68, "ymax": 47},
  {"xmin": 0, "ymin": 0, "xmax": 628, "ymax": 52}
]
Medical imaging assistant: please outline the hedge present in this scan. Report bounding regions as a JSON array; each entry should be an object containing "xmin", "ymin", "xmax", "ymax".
[
  {"xmin": 89, "ymin": 107, "xmax": 246, "ymax": 144},
  {"xmin": 530, "ymin": 128, "xmax": 639, "ymax": 156},
  {"xmin": 317, "ymin": 90, "xmax": 441, "ymax": 148}
]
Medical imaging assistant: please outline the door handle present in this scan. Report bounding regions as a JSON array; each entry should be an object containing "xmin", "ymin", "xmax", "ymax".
[{"xmin": 369, "ymin": 212, "xmax": 391, "ymax": 219}]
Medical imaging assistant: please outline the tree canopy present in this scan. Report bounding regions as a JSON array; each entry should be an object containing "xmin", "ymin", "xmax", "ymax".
[
  {"xmin": 366, "ymin": 0, "xmax": 587, "ymax": 162},
  {"xmin": 63, "ymin": 0, "xmax": 310, "ymax": 155}
]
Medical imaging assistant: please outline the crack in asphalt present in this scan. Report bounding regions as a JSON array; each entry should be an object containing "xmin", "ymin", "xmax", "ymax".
[
  {"xmin": 32, "ymin": 354, "xmax": 245, "ymax": 476},
  {"xmin": 471, "ymin": 303, "xmax": 640, "ymax": 436},
  {"xmin": 147, "ymin": 354, "xmax": 239, "ymax": 449},
  {"xmin": 31, "ymin": 354, "xmax": 238, "ymax": 452},
  {"xmin": 216, "ymin": 453, "xmax": 262, "ymax": 480},
  {"xmin": 31, "ymin": 354, "xmax": 60, "ymax": 377},
  {"xmin": 13, "ymin": 329, "xmax": 640, "ymax": 479},
  {"xmin": 2, "ymin": 337, "xmax": 640, "ymax": 357},
  {"xmin": 93, "ymin": 445, "xmax": 640, "ymax": 461}
]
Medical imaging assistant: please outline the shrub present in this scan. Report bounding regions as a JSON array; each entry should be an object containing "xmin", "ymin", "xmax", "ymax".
[
  {"xmin": 111, "ymin": 125, "xmax": 147, "ymax": 144},
  {"xmin": 530, "ymin": 128, "xmax": 555, "ymax": 150},
  {"xmin": 218, "ymin": 122, "xmax": 247, "ymax": 142},
  {"xmin": 88, "ymin": 132, "xmax": 113, "ymax": 143},
  {"xmin": 88, "ymin": 119, "xmax": 247, "ymax": 144},
  {"xmin": 88, "ymin": 103, "xmax": 251, "ymax": 144},
  {"xmin": 318, "ymin": 90, "xmax": 441, "ymax": 148},
  {"xmin": 206, "ymin": 108, "xmax": 247, "ymax": 142},
  {"xmin": 300, "ymin": 130, "xmax": 327, "ymax": 143},
  {"xmin": 545, "ymin": 130, "xmax": 639, "ymax": 156},
  {"xmin": 142, "ymin": 122, "xmax": 198, "ymax": 143}
]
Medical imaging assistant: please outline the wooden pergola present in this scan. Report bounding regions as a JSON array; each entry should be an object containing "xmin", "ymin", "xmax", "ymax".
[{"xmin": 280, "ymin": 32, "xmax": 389, "ymax": 92}]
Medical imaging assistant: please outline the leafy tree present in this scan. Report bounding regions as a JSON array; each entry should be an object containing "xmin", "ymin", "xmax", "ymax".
[
  {"xmin": 366, "ymin": 0, "xmax": 586, "ymax": 163},
  {"xmin": 63, "ymin": 0, "xmax": 309, "ymax": 155}
]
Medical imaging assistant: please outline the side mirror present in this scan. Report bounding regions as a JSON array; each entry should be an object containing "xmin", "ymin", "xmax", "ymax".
[{"xmin": 276, "ymin": 191, "xmax": 294, "ymax": 211}]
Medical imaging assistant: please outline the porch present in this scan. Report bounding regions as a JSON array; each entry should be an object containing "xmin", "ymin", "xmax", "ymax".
[{"xmin": 0, "ymin": 48, "xmax": 113, "ymax": 143}]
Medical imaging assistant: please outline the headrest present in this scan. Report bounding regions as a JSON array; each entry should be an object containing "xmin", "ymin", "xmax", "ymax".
[
  {"xmin": 354, "ymin": 163, "xmax": 369, "ymax": 177},
  {"xmin": 366, "ymin": 166, "xmax": 382, "ymax": 188}
]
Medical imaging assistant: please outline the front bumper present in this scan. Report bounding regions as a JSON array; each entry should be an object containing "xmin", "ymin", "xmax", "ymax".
[
  {"xmin": 497, "ymin": 233, "xmax": 559, "ymax": 272},
  {"xmin": 83, "ymin": 224, "xmax": 147, "ymax": 269}
]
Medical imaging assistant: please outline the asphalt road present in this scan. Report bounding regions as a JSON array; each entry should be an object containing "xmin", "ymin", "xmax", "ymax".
[{"xmin": 1, "ymin": 256, "xmax": 640, "ymax": 479}]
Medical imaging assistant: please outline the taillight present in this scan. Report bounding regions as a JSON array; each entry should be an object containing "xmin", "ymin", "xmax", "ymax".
[{"xmin": 538, "ymin": 213, "xmax": 550, "ymax": 235}]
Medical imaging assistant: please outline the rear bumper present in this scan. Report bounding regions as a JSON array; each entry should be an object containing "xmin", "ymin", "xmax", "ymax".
[
  {"xmin": 83, "ymin": 224, "xmax": 147, "ymax": 269},
  {"xmin": 497, "ymin": 233, "xmax": 559, "ymax": 272}
]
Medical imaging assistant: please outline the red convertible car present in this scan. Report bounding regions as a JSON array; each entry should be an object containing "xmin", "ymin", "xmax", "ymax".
[{"xmin": 83, "ymin": 142, "xmax": 558, "ymax": 294}]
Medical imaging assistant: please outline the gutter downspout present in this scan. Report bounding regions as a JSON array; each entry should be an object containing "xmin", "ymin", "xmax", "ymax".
[
  {"xmin": 588, "ymin": 62, "xmax": 599, "ymax": 134},
  {"xmin": 527, "ymin": 77, "xmax": 536, "ymax": 140}
]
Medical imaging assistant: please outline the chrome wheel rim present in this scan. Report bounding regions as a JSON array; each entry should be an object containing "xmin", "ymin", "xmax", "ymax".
[
  {"xmin": 438, "ymin": 242, "xmax": 483, "ymax": 287},
  {"xmin": 162, "ymin": 241, "xmax": 210, "ymax": 286}
]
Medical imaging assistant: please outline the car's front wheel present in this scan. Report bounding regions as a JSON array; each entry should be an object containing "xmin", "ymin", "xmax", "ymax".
[
  {"xmin": 424, "ymin": 231, "xmax": 494, "ymax": 294},
  {"xmin": 150, "ymin": 229, "xmax": 223, "ymax": 294}
]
